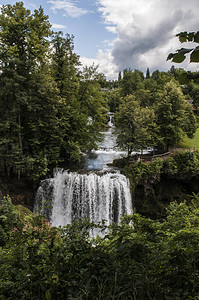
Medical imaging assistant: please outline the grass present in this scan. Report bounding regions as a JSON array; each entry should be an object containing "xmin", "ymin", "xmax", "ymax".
[{"xmin": 179, "ymin": 128, "xmax": 199, "ymax": 149}]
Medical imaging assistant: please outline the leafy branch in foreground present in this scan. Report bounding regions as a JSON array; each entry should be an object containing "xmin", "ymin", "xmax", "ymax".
[{"xmin": 167, "ymin": 31, "xmax": 199, "ymax": 63}]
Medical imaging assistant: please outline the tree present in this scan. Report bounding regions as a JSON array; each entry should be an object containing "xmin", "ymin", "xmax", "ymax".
[
  {"xmin": 77, "ymin": 65, "xmax": 107, "ymax": 151},
  {"xmin": 106, "ymin": 89, "xmax": 121, "ymax": 112},
  {"xmin": 169, "ymin": 65, "xmax": 176, "ymax": 78},
  {"xmin": 146, "ymin": 67, "xmax": 150, "ymax": 79},
  {"xmin": 118, "ymin": 71, "xmax": 122, "ymax": 84},
  {"xmin": 51, "ymin": 32, "xmax": 80, "ymax": 100},
  {"xmin": 115, "ymin": 95, "xmax": 156, "ymax": 154},
  {"xmin": 155, "ymin": 81, "xmax": 197, "ymax": 150},
  {"xmin": 50, "ymin": 31, "xmax": 85, "ymax": 163},
  {"xmin": 187, "ymin": 83, "xmax": 199, "ymax": 108},
  {"xmin": 134, "ymin": 89, "xmax": 152, "ymax": 107},
  {"xmin": 120, "ymin": 69, "xmax": 144, "ymax": 96},
  {"xmin": 0, "ymin": 2, "xmax": 53, "ymax": 179}
]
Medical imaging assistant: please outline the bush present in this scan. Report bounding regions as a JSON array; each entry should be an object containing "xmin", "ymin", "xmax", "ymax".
[{"xmin": 1, "ymin": 197, "xmax": 199, "ymax": 299}]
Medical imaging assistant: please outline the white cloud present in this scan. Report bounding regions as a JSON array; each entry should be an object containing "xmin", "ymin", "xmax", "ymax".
[
  {"xmin": 48, "ymin": 0, "xmax": 89, "ymax": 18},
  {"xmin": 105, "ymin": 26, "xmax": 117, "ymax": 33},
  {"xmin": 80, "ymin": 49, "xmax": 118, "ymax": 80},
  {"xmin": 97, "ymin": 0, "xmax": 199, "ymax": 76},
  {"xmin": 26, "ymin": 2, "xmax": 37, "ymax": 10},
  {"xmin": 80, "ymin": 56, "xmax": 99, "ymax": 68},
  {"xmin": 51, "ymin": 23, "xmax": 67, "ymax": 29}
]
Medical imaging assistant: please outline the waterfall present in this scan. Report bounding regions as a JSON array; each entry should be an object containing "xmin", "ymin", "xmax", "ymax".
[
  {"xmin": 34, "ymin": 113, "xmax": 133, "ymax": 231},
  {"xmin": 35, "ymin": 169, "xmax": 132, "ymax": 227}
]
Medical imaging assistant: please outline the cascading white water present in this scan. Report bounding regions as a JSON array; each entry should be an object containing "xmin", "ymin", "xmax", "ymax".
[
  {"xmin": 34, "ymin": 113, "xmax": 133, "ymax": 230},
  {"xmin": 35, "ymin": 169, "xmax": 132, "ymax": 227},
  {"xmin": 86, "ymin": 113, "xmax": 127, "ymax": 170}
]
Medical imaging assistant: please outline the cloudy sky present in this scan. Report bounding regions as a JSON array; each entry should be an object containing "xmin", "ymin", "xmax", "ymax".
[{"xmin": 1, "ymin": 0, "xmax": 199, "ymax": 79}]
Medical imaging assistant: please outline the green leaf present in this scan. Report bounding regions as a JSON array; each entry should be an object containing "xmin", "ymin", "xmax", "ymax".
[
  {"xmin": 194, "ymin": 31, "xmax": 199, "ymax": 43},
  {"xmin": 178, "ymin": 48, "xmax": 193, "ymax": 55},
  {"xmin": 167, "ymin": 48, "xmax": 192, "ymax": 62},
  {"xmin": 167, "ymin": 53, "xmax": 175, "ymax": 61},
  {"xmin": 176, "ymin": 32, "xmax": 187, "ymax": 43},
  {"xmin": 172, "ymin": 53, "xmax": 186, "ymax": 63},
  {"xmin": 187, "ymin": 32, "xmax": 195, "ymax": 42},
  {"xmin": 45, "ymin": 290, "xmax": 51, "ymax": 300},
  {"xmin": 190, "ymin": 46, "xmax": 199, "ymax": 62}
]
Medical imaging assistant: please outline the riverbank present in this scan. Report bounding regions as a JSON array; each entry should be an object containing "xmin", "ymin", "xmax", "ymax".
[{"xmin": 113, "ymin": 149, "xmax": 199, "ymax": 219}]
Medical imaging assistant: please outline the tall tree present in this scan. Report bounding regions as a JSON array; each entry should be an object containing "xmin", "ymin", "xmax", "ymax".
[
  {"xmin": 155, "ymin": 81, "xmax": 197, "ymax": 151},
  {"xmin": 51, "ymin": 32, "xmax": 80, "ymax": 101},
  {"xmin": 146, "ymin": 67, "xmax": 150, "ymax": 79},
  {"xmin": 120, "ymin": 69, "xmax": 144, "ymax": 96},
  {"xmin": 118, "ymin": 71, "xmax": 122, "ymax": 83},
  {"xmin": 0, "ymin": 2, "xmax": 56, "ymax": 179},
  {"xmin": 77, "ymin": 65, "xmax": 107, "ymax": 150},
  {"xmin": 115, "ymin": 95, "xmax": 156, "ymax": 154}
]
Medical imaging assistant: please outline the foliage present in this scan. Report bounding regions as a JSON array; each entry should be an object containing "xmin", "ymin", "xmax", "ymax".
[
  {"xmin": 124, "ymin": 150, "xmax": 199, "ymax": 189},
  {"xmin": 182, "ymin": 81, "xmax": 199, "ymax": 108},
  {"xmin": 0, "ymin": 2, "xmax": 106, "ymax": 182},
  {"xmin": 167, "ymin": 31, "xmax": 199, "ymax": 83},
  {"xmin": 172, "ymin": 150, "xmax": 199, "ymax": 175},
  {"xmin": 1, "ymin": 196, "xmax": 199, "ymax": 299},
  {"xmin": 146, "ymin": 67, "xmax": 150, "ymax": 79},
  {"xmin": 120, "ymin": 69, "xmax": 144, "ymax": 96},
  {"xmin": 167, "ymin": 31, "xmax": 199, "ymax": 63},
  {"xmin": 0, "ymin": 195, "xmax": 18, "ymax": 246},
  {"xmin": 155, "ymin": 81, "xmax": 197, "ymax": 150},
  {"xmin": 114, "ymin": 75, "xmax": 196, "ymax": 154},
  {"xmin": 115, "ymin": 95, "xmax": 157, "ymax": 154},
  {"xmin": 179, "ymin": 128, "xmax": 199, "ymax": 149},
  {"xmin": 124, "ymin": 158, "xmax": 164, "ymax": 189},
  {"xmin": 105, "ymin": 89, "xmax": 121, "ymax": 112}
]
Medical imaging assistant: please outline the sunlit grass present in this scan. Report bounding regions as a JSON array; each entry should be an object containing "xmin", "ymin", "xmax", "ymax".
[{"xmin": 179, "ymin": 128, "xmax": 199, "ymax": 149}]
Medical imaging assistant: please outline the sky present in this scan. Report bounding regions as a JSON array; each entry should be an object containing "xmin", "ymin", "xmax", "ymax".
[{"xmin": 1, "ymin": 0, "xmax": 199, "ymax": 79}]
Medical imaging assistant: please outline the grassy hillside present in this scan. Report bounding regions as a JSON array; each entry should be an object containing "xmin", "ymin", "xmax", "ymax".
[{"xmin": 179, "ymin": 127, "xmax": 199, "ymax": 149}]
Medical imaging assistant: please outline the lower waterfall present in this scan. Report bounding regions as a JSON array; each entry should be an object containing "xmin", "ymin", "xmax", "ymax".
[
  {"xmin": 35, "ymin": 169, "xmax": 132, "ymax": 227},
  {"xmin": 34, "ymin": 113, "xmax": 133, "ymax": 231}
]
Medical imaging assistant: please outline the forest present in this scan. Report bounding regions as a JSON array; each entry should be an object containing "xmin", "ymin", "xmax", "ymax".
[{"xmin": 1, "ymin": 2, "xmax": 199, "ymax": 299}]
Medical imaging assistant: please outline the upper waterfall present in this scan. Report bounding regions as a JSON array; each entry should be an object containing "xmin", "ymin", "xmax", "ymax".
[{"xmin": 86, "ymin": 113, "xmax": 127, "ymax": 170}]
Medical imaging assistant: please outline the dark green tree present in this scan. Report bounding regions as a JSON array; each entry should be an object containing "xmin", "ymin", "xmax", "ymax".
[
  {"xmin": 77, "ymin": 65, "xmax": 107, "ymax": 150},
  {"xmin": 0, "ymin": 2, "xmax": 53, "ymax": 179},
  {"xmin": 51, "ymin": 32, "xmax": 80, "ymax": 100},
  {"xmin": 118, "ymin": 71, "xmax": 122, "ymax": 84},
  {"xmin": 146, "ymin": 67, "xmax": 150, "ymax": 79},
  {"xmin": 155, "ymin": 81, "xmax": 197, "ymax": 150},
  {"xmin": 115, "ymin": 95, "xmax": 156, "ymax": 154},
  {"xmin": 120, "ymin": 69, "xmax": 144, "ymax": 96}
]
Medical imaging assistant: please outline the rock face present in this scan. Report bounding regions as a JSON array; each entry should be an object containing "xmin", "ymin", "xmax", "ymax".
[{"xmin": 131, "ymin": 173, "xmax": 199, "ymax": 219}]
